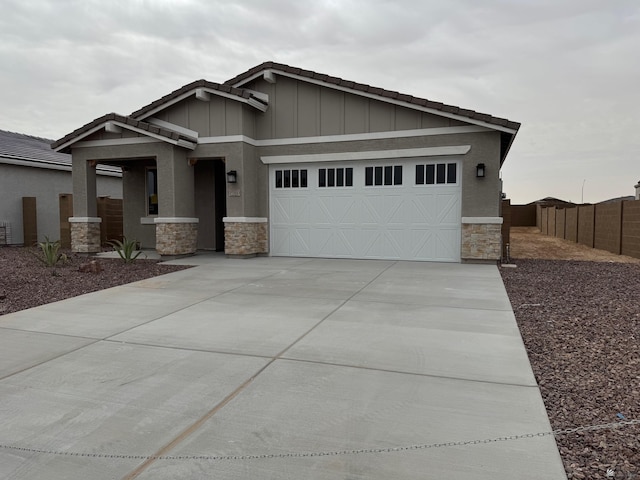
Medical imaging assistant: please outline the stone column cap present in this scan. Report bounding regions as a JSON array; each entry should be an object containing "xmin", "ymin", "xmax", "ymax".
[
  {"xmin": 69, "ymin": 217, "xmax": 102, "ymax": 223},
  {"xmin": 154, "ymin": 217, "xmax": 199, "ymax": 224},
  {"xmin": 461, "ymin": 217, "xmax": 503, "ymax": 224},
  {"xmin": 223, "ymin": 217, "xmax": 268, "ymax": 223}
]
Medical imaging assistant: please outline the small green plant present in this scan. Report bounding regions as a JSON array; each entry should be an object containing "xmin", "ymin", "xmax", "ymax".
[
  {"xmin": 109, "ymin": 237, "xmax": 141, "ymax": 263},
  {"xmin": 36, "ymin": 237, "xmax": 67, "ymax": 268}
]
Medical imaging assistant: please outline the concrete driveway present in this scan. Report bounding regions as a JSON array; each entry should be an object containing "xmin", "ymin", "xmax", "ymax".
[{"xmin": 0, "ymin": 256, "xmax": 567, "ymax": 479}]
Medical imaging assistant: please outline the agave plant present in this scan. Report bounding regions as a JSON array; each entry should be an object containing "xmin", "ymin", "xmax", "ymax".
[
  {"xmin": 37, "ymin": 237, "xmax": 67, "ymax": 268},
  {"xmin": 108, "ymin": 237, "xmax": 142, "ymax": 264}
]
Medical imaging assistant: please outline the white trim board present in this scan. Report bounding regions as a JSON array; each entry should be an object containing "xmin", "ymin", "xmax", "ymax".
[
  {"xmin": 198, "ymin": 125, "xmax": 488, "ymax": 147},
  {"xmin": 261, "ymin": 146, "xmax": 470, "ymax": 165}
]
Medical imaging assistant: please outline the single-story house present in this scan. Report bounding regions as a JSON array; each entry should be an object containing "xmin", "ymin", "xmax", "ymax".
[
  {"xmin": 0, "ymin": 129, "xmax": 121, "ymax": 245},
  {"xmin": 52, "ymin": 61, "xmax": 520, "ymax": 262}
]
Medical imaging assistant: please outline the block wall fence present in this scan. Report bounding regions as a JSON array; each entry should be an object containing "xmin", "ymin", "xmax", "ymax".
[{"xmin": 531, "ymin": 200, "xmax": 640, "ymax": 259}]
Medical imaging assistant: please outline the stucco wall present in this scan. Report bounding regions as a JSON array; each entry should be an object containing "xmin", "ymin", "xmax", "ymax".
[{"xmin": 0, "ymin": 163, "xmax": 121, "ymax": 245}]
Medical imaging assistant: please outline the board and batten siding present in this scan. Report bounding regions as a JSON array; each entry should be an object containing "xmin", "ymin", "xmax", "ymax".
[
  {"xmin": 155, "ymin": 96, "xmax": 248, "ymax": 137},
  {"xmin": 247, "ymin": 76, "xmax": 468, "ymax": 140}
]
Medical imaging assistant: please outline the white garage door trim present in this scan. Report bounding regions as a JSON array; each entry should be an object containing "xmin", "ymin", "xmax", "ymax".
[{"xmin": 269, "ymin": 158, "xmax": 462, "ymax": 262}]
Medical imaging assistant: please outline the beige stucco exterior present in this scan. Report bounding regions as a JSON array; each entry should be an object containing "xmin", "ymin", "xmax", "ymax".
[{"xmin": 55, "ymin": 63, "xmax": 518, "ymax": 260}]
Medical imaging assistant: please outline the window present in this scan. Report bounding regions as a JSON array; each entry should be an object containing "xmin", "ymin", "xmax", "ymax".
[
  {"xmin": 415, "ymin": 163, "xmax": 457, "ymax": 185},
  {"xmin": 146, "ymin": 168, "xmax": 158, "ymax": 215},
  {"xmin": 365, "ymin": 165, "xmax": 403, "ymax": 186},
  {"xmin": 318, "ymin": 167, "xmax": 353, "ymax": 187},
  {"xmin": 275, "ymin": 169, "xmax": 307, "ymax": 189}
]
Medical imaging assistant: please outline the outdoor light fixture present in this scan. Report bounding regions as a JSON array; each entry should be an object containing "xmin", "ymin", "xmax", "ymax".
[
  {"xmin": 227, "ymin": 170, "xmax": 237, "ymax": 184},
  {"xmin": 476, "ymin": 163, "xmax": 486, "ymax": 178}
]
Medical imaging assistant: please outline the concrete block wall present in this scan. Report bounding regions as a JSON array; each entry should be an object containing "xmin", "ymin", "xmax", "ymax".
[
  {"xmin": 594, "ymin": 202, "xmax": 623, "ymax": 254},
  {"xmin": 621, "ymin": 201, "xmax": 640, "ymax": 259},
  {"xmin": 548, "ymin": 207, "xmax": 557, "ymax": 237},
  {"xmin": 511, "ymin": 204, "xmax": 536, "ymax": 227},
  {"xmin": 555, "ymin": 209, "xmax": 566, "ymax": 239},
  {"xmin": 565, "ymin": 208, "xmax": 578, "ymax": 242},
  {"xmin": 577, "ymin": 205, "xmax": 595, "ymax": 248},
  {"xmin": 537, "ymin": 200, "xmax": 640, "ymax": 260}
]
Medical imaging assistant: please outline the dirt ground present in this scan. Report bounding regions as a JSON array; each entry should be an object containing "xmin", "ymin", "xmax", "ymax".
[{"xmin": 507, "ymin": 227, "xmax": 640, "ymax": 263}]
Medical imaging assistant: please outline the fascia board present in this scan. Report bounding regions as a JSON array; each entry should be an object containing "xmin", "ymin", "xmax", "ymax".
[{"xmin": 260, "ymin": 145, "xmax": 471, "ymax": 164}]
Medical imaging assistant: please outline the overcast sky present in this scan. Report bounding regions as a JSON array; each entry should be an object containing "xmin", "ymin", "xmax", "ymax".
[{"xmin": 1, "ymin": 0, "xmax": 638, "ymax": 204}]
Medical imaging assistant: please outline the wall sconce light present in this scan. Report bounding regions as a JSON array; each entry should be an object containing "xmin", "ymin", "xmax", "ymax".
[
  {"xmin": 476, "ymin": 163, "xmax": 486, "ymax": 178},
  {"xmin": 227, "ymin": 170, "xmax": 237, "ymax": 184}
]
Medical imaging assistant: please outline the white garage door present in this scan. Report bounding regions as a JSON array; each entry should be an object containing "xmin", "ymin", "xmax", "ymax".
[{"xmin": 269, "ymin": 159, "xmax": 461, "ymax": 262}]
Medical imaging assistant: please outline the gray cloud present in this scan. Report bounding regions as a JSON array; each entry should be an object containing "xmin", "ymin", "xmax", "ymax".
[{"xmin": 0, "ymin": 0, "xmax": 638, "ymax": 203}]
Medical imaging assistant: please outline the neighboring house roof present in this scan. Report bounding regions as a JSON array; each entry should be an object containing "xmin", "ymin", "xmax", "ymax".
[
  {"xmin": 1, "ymin": 129, "xmax": 71, "ymax": 164},
  {"xmin": 225, "ymin": 61, "xmax": 521, "ymax": 132},
  {"xmin": 529, "ymin": 197, "xmax": 575, "ymax": 206},
  {"xmin": 52, "ymin": 113, "xmax": 198, "ymax": 153},
  {"xmin": 1, "ymin": 129, "xmax": 119, "ymax": 175},
  {"xmin": 599, "ymin": 196, "xmax": 635, "ymax": 204}
]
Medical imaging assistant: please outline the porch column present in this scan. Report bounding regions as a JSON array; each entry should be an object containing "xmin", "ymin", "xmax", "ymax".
[
  {"xmin": 154, "ymin": 146, "xmax": 198, "ymax": 255},
  {"xmin": 70, "ymin": 157, "xmax": 100, "ymax": 252},
  {"xmin": 461, "ymin": 217, "xmax": 503, "ymax": 263}
]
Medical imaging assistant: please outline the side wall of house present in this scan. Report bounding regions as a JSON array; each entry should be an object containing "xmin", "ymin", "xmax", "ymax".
[{"xmin": 0, "ymin": 163, "xmax": 121, "ymax": 245}]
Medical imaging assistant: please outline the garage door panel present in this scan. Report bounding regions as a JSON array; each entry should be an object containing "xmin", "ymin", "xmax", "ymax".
[
  {"xmin": 270, "ymin": 160, "xmax": 461, "ymax": 262},
  {"xmin": 290, "ymin": 228, "xmax": 311, "ymax": 256},
  {"xmin": 435, "ymin": 193, "xmax": 460, "ymax": 224},
  {"xmin": 434, "ymin": 228, "xmax": 460, "ymax": 260}
]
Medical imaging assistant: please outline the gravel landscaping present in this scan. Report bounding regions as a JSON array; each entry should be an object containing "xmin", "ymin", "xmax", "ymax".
[
  {"xmin": 0, "ymin": 246, "xmax": 190, "ymax": 315},
  {"xmin": 501, "ymin": 260, "xmax": 640, "ymax": 479}
]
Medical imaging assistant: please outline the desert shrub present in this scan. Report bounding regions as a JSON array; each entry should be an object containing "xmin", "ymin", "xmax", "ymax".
[{"xmin": 108, "ymin": 238, "xmax": 142, "ymax": 264}]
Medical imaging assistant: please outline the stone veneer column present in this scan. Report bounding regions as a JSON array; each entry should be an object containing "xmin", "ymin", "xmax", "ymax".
[
  {"xmin": 223, "ymin": 217, "xmax": 268, "ymax": 257},
  {"xmin": 69, "ymin": 217, "xmax": 102, "ymax": 253},
  {"xmin": 461, "ymin": 217, "xmax": 503, "ymax": 263},
  {"xmin": 154, "ymin": 217, "xmax": 199, "ymax": 256}
]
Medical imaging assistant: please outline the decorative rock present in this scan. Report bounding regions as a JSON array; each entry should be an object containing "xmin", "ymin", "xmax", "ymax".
[{"xmin": 78, "ymin": 260, "xmax": 103, "ymax": 273}]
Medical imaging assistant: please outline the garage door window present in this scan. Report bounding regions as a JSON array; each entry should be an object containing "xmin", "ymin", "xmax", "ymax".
[
  {"xmin": 319, "ymin": 167, "xmax": 353, "ymax": 187},
  {"xmin": 276, "ymin": 169, "xmax": 307, "ymax": 188},
  {"xmin": 365, "ymin": 165, "xmax": 402, "ymax": 186},
  {"xmin": 415, "ymin": 163, "xmax": 457, "ymax": 185}
]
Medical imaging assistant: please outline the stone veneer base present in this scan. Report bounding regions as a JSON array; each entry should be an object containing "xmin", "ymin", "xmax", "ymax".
[
  {"xmin": 155, "ymin": 219, "xmax": 198, "ymax": 256},
  {"xmin": 223, "ymin": 218, "xmax": 268, "ymax": 256},
  {"xmin": 461, "ymin": 222, "xmax": 502, "ymax": 262},
  {"xmin": 69, "ymin": 218, "xmax": 102, "ymax": 253}
]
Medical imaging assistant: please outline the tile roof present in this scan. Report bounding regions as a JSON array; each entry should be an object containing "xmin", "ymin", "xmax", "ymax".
[
  {"xmin": 225, "ymin": 61, "xmax": 521, "ymax": 132},
  {"xmin": 51, "ymin": 113, "xmax": 196, "ymax": 151},
  {"xmin": 0, "ymin": 129, "xmax": 71, "ymax": 164},
  {"xmin": 130, "ymin": 79, "xmax": 267, "ymax": 119}
]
